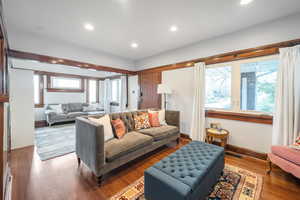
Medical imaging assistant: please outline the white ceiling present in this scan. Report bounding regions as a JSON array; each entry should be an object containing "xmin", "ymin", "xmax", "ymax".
[{"xmin": 4, "ymin": 0, "xmax": 300, "ymax": 61}]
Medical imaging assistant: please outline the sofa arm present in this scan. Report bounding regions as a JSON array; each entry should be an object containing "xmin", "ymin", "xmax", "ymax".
[
  {"xmin": 165, "ymin": 110, "xmax": 180, "ymax": 130},
  {"xmin": 75, "ymin": 117, "xmax": 105, "ymax": 176}
]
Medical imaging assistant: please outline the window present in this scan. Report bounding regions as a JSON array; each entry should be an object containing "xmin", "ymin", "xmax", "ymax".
[
  {"xmin": 33, "ymin": 74, "xmax": 44, "ymax": 107},
  {"xmin": 205, "ymin": 55, "xmax": 279, "ymax": 114},
  {"xmin": 205, "ymin": 66, "xmax": 231, "ymax": 109},
  {"xmin": 240, "ymin": 60, "xmax": 278, "ymax": 113},
  {"xmin": 111, "ymin": 79, "xmax": 121, "ymax": 102},
  {"xmin": 47, "ymin": 75, "xmax": 84, "ymax": 92},
  {"xmin": 87, "ymin": 79, "xmax": 99, "ymax": 103}
]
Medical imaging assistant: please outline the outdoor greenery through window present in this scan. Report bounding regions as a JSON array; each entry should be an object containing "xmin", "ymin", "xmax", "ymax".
[
  {"xmin": 205, "ymin": 55, "xmax": 279, "ymax": 114},
  {"xmin": 50, "ymin": 76, "xmax": 82, "ymax": 89},
  {"xmin": 205, "ymin": 66, "xmax": 231, "ymax": 109}
]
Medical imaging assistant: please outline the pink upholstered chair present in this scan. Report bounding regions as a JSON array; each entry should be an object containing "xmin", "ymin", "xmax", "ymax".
[{"xmin": 267, "ymin": 146, "xmax": 300, "ymax": 178}]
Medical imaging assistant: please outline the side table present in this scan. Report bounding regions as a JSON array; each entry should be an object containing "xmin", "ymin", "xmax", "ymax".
[{"xmin": 205, "ymin": 128, "xmax": 229, "ymax": 149}]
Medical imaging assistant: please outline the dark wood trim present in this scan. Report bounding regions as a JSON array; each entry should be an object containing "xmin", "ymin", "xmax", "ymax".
[
  {"xmin": 34, "ymin": 70, "xmax": 105, "ymax": 81},
  {"xmin": 138, "ymin": 38, "xmax": 300, "ymax": 73},
  {"xmin": 8, "ymin": 49, "xmax": 137, "ymax": 75},
  {"xmin": 86, "ymin": 78, "xmax": 100, "ymax": 103},
  {"xmin": 0, "ymin": 95, "xmax": 8, "ymax": 103},
  {"xmin": 46, "ymin": 74, "xmax": 85, "ymax": 93},
  {"xmin": 206, "ymin": 110, "xmax": 273, "ymax": 125},
  {"xmin": 34, "ymin": 74, "xmax": 44, "ymax": 108},
  {"xmin": 180, "ymin": 133, "xmax": 191, "ymax": 140},
  {"xmin": 34, "ymin": 120, "xmax": 47, "ymax": 128},
  {"xmin": 226, "ymin": 144, "xmax": 267, "ymax": 160}
]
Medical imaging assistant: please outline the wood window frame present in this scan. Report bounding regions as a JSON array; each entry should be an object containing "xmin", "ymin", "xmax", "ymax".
[
  {"xmin": 34, "ymin": 73, "xmax": 44, "ymax": 108},
  {"xmin": 86, "ymin": 78, "xmax": 99, "ymax": 103},
  {"xmin": 46, "ymin": 74, "xmax": 85, "ymax": 93},
  {"xmin": 206, "ymin": 110, "xmax": 273, "ymax": 125}
]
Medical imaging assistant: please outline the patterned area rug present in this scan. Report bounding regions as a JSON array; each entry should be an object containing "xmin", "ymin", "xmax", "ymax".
[
  {"xmin": 110, "ymin": 165, "xmax": 263, "ymax": 200},
  {"xmin": 35, "ymin": 124, "xmax": 75, "ymax": 161}
]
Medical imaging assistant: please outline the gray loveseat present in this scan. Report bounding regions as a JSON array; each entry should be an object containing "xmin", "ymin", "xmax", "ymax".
[
  {"xmin": 45, "ymin": 103, "xmax": 105, "ymax": 126},
  {"xmin": 75, "ymin": 110, "xmax": 180, "ymax": 185}
]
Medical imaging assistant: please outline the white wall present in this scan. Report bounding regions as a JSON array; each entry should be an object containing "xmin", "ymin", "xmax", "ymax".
[
  {"xmin": 137, "ymin": 13, "xmax": 300, "ymax": 69},
  {"xmin": 128, "ymin": 75, "xmax": 139, "ymax": 111},
  {"xmin": 162, "ymin": 67, "xmax": 272, "ymax": 153},
  {"xmin": 9, "ymin": 29, "xmax": 136, "ymax": 70},
  {"xmin": 10, "ymin": 69, "xmax": 35, "ymax": 149}
]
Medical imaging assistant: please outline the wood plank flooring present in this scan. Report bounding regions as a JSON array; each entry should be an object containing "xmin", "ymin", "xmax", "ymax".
[{"xmin": 11, "ymin": 139, "xmax": 300, "ymax": 200}]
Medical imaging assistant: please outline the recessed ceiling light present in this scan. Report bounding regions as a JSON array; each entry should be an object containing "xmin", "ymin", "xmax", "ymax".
[
  {"xmin": 131, "ymin": 42, "xmax": 139, "ymax": 48},
  {"xmin": 84, "ymin": 23, "xmax": 95, "ymax": 31},
  {"xmin": 170, "ymin": 25, "xmax": 178, "ymax": 32},
  {"xmin": 240, "ymin": 0, "xmax": 253, "ymax": 5}
]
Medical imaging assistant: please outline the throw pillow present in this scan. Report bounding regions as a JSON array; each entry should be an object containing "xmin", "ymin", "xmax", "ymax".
[
  {"xmin": 134, "ymin": 113, "xmax": 151, "ymax": 130},
  {"xmin": 290, "ymin": 136, "xmax": 300, "ymax": 150},
  {"xmin": 111, "ymin": 118, "xmax": 127, "ymax": 139},
  {"xmin": 88, "ymin": 115, "xmax": 114, "ymax": 141},
  {"xmin": 148, "ymin": 112, "xmax": 160, "ymax": 127},
  {"xmin": 49, "ymin": 104, "xmax": 63, "ymax": 114},
  {"xmin": 148, "ymin": 109, "xmax": 167, "ymax": 125}
]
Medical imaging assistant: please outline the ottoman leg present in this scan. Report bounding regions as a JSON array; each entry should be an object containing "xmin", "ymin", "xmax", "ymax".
[
  {"xmin": 97, "ymin": 176, "xmax": 104, "ymax": 186},
  {"xmin": 176, "ymin": 137, "xmax": 180, "ymax": 145}
]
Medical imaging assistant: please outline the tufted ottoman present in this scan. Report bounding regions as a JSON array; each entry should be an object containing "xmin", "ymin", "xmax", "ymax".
[{"xmin": 144, "ymin": 141, "xmax": 224, "ymax": 200}]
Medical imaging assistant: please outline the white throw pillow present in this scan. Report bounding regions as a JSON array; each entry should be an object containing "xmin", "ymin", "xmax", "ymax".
[
  {"xmin": 148, "ymin": 109, "xmax": 167, "ymax": 126},
  {"xmin": 49, "ymin": 104, "xmax": 63, "ymax": 114},
  {"xmin": 88, "ymin": 114, "xmax": 114, "ymax": 141}
]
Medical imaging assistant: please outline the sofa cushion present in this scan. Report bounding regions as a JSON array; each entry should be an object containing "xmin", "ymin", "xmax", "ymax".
[
  {"xmin": 271, "ymin": 146, "xmax": 300, "ymax": 165},
  {"xmin": 66, "ymin": 103, "xmax": 85, "ymax": 112},
  {"xmin": 138, "ymin": 125, "xmax": 179, "ymax": 141},
  {"xmin": 67, "ymin": 112, "xmax": 85, "ymax": 118},
  {"xmin": 51, "ymin": 113, "xmax": 68, "ymax": 120},
  {"xmin": 105, "ymin": 131, "xmax": 153, "ymax": 162}
]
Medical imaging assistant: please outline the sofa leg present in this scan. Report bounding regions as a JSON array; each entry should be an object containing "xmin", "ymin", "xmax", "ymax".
[
  {"xmin": 77, "ymin": 156, "xmax": 81, "ymax": 166},
  {"xmin": 176, "ymin": 137, "xmax": 180, "ymax": 145},
  {"xmin": 267, "ymin": 157, "xmax": 272, "ymax": 174},
  {"xmin": 97, "ymin": 176, "xmax": 103, "ymax": 186}
]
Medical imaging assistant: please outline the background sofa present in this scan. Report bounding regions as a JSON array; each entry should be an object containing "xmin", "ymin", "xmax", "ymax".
[
  {"xmin": 45, "ymin": 103, "xmax": 105, "ymax": 126},
  {"xmin": 75, "ymin": 110, "xmax": 180, "ymax": 185}
]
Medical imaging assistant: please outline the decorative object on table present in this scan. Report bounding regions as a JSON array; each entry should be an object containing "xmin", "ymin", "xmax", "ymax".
[
  {"xmin": 206, "ymin": 127, "xmax": 229, "ymax": 148},
  {"xmin": 157, "ymin": 84, "xmax": 172, "ymax": 109},
  {"xmin": 210, "ymin": 122, "xmax": 222, "ymax": 130},
  {"xmin": 110, "ymin": 165, "xmax": 263, "ymax": 200}
]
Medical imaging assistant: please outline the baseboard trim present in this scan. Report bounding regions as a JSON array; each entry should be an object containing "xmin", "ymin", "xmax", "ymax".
[
  {"xmin": 226, "ymin": 144, "xmax": 267, "ymax": 160},
  {"xmin": 35, "ymin": 120, "xmax": 47, "ymax": 128}
]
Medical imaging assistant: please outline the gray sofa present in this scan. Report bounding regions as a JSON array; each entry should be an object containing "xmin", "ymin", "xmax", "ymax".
[
  {"xmin": 75, "ymin": 110, "xmax": 180, "ymax": 185},
  {"xmin": 45, "ymin": 103, "xmax": 105, "ymax": 126}
]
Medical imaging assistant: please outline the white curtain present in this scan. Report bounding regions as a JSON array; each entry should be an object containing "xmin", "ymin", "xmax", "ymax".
[
  {"xmin": 104, "ymin": 79, "xmax": 112, "ymax": 113},
  {"xmin": 272, "ymin": 45, "xmax": 300, "ymax": 146},
  {"xmin": 190, "ymin": 62, "xmax": 206, "ymax": 141},
  {"xmin": 120, "ymin": 75, "xmax": 128, "ymax": 112}
]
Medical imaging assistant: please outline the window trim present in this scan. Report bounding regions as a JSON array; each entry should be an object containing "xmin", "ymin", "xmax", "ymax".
[
  {"xmin": 86, "ymin": 78, "xmax": 99, "ymax": 103},
  {"xmin": 34, "ymin": 73, "xmax": 44, "ymax": 108},
  {"xmin": 46, "ymin": 74, "xmax": 84, "ymax": 93},
  {"xmin": 205, "ymin": 55, "xmax": 279, "ymax": 115}
]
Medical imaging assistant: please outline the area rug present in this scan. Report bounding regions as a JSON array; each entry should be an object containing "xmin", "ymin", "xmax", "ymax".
[
  {"xmin": 35, "ymin": 124, "xmax": 75, "ymax": 161},
  {"xmin": 110, "ymin": 165, "xmax": 263, "ymax": 200}
]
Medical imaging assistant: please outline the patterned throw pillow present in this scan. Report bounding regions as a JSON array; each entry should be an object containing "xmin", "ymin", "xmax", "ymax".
[
  {"xmin": 111, "ymin": 118, "xmax": 127, "ymax": 139},
  {"xmin": 148, "ymin": 112, "xmax": 160, "ymax": 127},
  {"xmin": 134, "ymin": 113, "xmax": 151, "ymax": 130}
]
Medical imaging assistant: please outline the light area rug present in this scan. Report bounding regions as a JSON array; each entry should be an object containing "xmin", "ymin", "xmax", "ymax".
[
  {"xmin": 110, "ymin": 164, "xmax": 263, "ymax": 200},
  {"xmin": 35, "ymin": 124, "xmax": 75, "ymax": 161}
]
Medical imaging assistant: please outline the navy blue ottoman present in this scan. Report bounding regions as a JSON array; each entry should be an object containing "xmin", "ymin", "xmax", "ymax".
[{"xmin": 144, "ymin": 141, "xmax": 224, "ymax": 200}]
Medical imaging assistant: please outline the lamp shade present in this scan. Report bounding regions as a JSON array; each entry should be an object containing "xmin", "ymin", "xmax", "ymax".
[{"xmin": 157, "ymin": 84, "xmax": 172, "ymax": 94}]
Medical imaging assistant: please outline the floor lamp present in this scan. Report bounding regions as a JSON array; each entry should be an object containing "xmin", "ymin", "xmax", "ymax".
[{"xmin": 157, "ymin": 84, "xmax": 172, "ymax": 109}]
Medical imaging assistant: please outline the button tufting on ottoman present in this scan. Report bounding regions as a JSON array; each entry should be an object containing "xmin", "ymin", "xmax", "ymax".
[{"xmin": 144, "ymin": 141, "xmax": 224, "ymax": 200}]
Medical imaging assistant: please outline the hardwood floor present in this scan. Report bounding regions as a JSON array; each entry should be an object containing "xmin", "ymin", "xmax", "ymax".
[{"xmin": 11, "ymin": 139, "xmax": 300, "ymax": 200}]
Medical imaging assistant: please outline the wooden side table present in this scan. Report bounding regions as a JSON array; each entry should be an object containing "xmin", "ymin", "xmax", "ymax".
[{"xmin": 205, "ymin": 128, "xmax": 229, "ymax": 149}]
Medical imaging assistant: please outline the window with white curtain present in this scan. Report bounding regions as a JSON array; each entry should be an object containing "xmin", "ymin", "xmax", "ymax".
[
  {"xmin": 111, "ymin": 79, "xmax": 121, "ymax": 102},
  {"xmin": 88, "ymin": 79, "xmax": 98, "ymax": 103},
  {"xmin": 33, "ymin": 74, "xmax": 41, "ymax": 105},
  {"xmin": 205, "ymin": 55, "xmax": 279, "ymax": 114}
]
